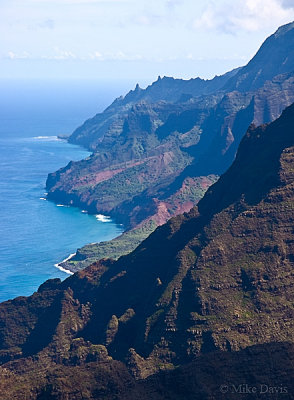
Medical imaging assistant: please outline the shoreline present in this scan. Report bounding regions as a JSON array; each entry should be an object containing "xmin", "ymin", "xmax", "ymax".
[
  {"xmin": 51, "ymin": 210, "xmax": 125, "ymax": 275},
  {"xmin": 52, "ymin": 212, "xmax": 123, "ymax": 274},
  {"xmin": 54, "ymin": 253, "xmax": 76, "ymax": 275}
]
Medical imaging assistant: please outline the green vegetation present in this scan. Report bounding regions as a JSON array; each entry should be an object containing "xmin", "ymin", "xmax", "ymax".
[{"xmin": 60, "ymin": 220, "xmax": 158, "ymax": 272}]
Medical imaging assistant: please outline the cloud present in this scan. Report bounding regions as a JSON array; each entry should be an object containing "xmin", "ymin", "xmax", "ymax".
[
  {"xmin": 7, "ymin": 51, "xmax": 31, "ymax": 59},
  {"xmin": 165, "ymin": 0, "xmax": 181, "ymax": 10},
  {"xmin": 6, "ymin": 49, "xmax": 76, "ymax": 61},
  {"xmin": 38, "ymin": 19, "xmax": 55, "ymax": 29},
  {"xmin": 89, "ymin": 50, "xmax": 144, "ymax": 61},
  {"xmin": 280, "ymin": 0, "xmax": 294, "ymax": 8},
  {"xmin": 89, "ymin": 51, "xmax": 103, "ymax": 60},
  {"xmin": 193, "ymin": 0, "xmax": 294, "ymax": 34},
  {"xmin": 133, "ymin": 14, "xmax": 163, "ymax": 26},
  {"xmin": 41, "ymin": 47, "xmax": 77, "ymax": 60},
  {"xmin": 4, "ymin": 48, "xmax": 145, "ymax": 62},
  {"xmin": 128, "ymin": 0, "xmax": 187, "ymax": 28}
]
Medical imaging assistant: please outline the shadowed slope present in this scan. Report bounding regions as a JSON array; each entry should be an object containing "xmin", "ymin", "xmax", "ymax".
[
  {"xmin": 0, "ymin": 103, "xmax": 294, "ymax": 398},
  {"xmin": 46, "ymin": 25, "xmax": 294, "ymax": 270}
]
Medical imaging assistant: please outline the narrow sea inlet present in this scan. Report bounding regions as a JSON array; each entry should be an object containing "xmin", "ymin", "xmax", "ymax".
[{"xmin": 0, "ymin": 79, "xmax": 131, "ymax": 302}]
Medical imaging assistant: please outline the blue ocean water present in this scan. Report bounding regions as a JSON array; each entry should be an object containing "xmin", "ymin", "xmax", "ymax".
[{"xmin": 0, "ymin": 79, "xmax": 133, "ymax": 302}]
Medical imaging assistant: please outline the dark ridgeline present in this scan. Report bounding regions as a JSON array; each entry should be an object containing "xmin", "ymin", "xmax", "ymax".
[
  {"xmin": 1, "ymin": 94, "xmax": 294, "ymax": 397},
  {"xmin": 45, "ymin": 23, "xmax": 294, "ymax": 276}
]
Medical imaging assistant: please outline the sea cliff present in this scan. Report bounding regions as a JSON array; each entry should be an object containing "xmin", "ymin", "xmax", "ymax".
[
  {"xmin": 1, "ymin": 100, "xmax": 294, "ymax": 398},
  {"xmin": 48, "ymin": 22, "xmax": 294, "ymax": 272}
]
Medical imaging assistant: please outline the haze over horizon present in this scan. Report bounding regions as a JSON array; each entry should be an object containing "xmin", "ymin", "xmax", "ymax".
[{"xmin": 1, "ymin": 0, "xmax": 294, "ymax": 85}]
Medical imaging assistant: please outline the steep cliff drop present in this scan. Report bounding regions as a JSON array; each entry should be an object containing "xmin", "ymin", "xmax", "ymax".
[{"xmin": 0, "ymin": 100, "xmax": 294, "ymax": 399}]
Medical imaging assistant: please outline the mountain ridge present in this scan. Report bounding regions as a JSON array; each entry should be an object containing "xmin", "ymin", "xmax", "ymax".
[
  {"xmin": 1, "ymin": 99, "xmax": 294, "ymax": 399},
  {"xmin": 224, "ymin": 21, "xmax": 294, "ymax": 92},
  {"xmin": 46, "ymin": 22, "xmax": 294, "ymax": 273},
  {"xmin": 68, "ymin": 68, "xmax": 240, "ymax": 150}
]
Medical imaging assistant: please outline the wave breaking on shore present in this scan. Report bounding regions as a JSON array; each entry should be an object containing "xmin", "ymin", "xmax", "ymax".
[
  {"xmin": 54, "ymin": 253, "xmax": 76, "ymax": 275},
  {"xmin": 95, "ymin": 214, "xmax": 111, "ymax": 222}
]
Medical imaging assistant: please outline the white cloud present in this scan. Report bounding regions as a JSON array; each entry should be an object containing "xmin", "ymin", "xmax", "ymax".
[
  {"xmin": 41, "ymin": 47, "xmax": 77, "ymax": 60},
  {"xmin": 7, "ymin": 51, "xmax": 31, "ymax": 59},
  {"xmin": 194, "ymin": 0, "xmax": 294, "ymax": 34},
  {"xmin": 5, "ymin": 48, "xmax": 145, "ymax": 62},
  {"xmin": 38, "ymin": 19, "xmax": 55, "ymax": 29},
  {"xmin": 89, "ymin": 50, "xmax": 144, "ymax": 61},
  {"xmin": 2, "ymin": 0, "xmax": 293, "ymax": 80},
  {"xmin": 89, "ymin": 51, "xmax": 103, "ymax": 59}
]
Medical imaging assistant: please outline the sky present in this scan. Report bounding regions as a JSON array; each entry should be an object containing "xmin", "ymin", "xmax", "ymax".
[{"xmin": 1, "ymin": 0, "xmax": 294, "ymax": 85}]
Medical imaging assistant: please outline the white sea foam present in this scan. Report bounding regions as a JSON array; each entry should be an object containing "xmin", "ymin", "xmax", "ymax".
[
  {"xmin": 33, "ymin": 135, "xmax": 60, "ymax": 141},
  {"xmin": 54, "ymin": 252, "xmax": 76, "ymax": 275},
  {"xmin": 56, "ymin": 204, "xmax": 69, "ymax": 207},
  {"xmin": 54, "ymin": 264, "xmax": 74, "ymax": 275},
  {"xmin": 95, "ymin": 214, "xmax": 111, "ymax": 222}
]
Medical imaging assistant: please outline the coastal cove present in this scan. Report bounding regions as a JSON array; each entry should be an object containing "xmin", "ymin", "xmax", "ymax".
[{"xmin": 0, "ymin": 79, "xmax": 131, "ymax": 302}]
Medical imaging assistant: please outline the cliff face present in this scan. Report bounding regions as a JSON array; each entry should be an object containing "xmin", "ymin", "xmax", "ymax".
[
  {"xmin": 46, "ymin": 96, "xmax": 219, "ymax": 229},
  {"xmin": 46, "ymin": 23, "xmax": 294, "ymax": 241},
  {"xmin": 68, "ymin": 70, "xmax": 238, "ymax": 150},
  {"xmin": 224, "ymin": 21, "xmax": 294, "ymax": 92},
  {"xmin": 46, "ymin": 73, "xmax": 294, "ymax": 232},
  {"xmin": 1, "ymin": 102, "xmax": 294, "ymax": 398}
]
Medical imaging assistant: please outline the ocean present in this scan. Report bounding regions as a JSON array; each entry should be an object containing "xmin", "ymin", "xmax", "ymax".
[{"xmin": 0, "ymin": 78, "xmax": 134, "ymax": 302}]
